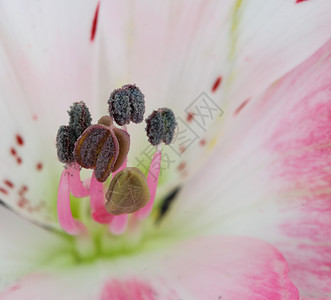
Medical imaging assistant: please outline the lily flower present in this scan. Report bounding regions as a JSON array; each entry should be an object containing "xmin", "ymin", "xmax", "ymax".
[{"xmin": 0, "ymin": 0, "xmax": 330, "ymax": 299}]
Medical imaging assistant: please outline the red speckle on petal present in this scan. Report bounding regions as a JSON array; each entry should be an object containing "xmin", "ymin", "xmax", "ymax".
[
  {"xmin": 296, "ymin": 0, "xmax": 308, "ymax": 3},
  {"xmin": 0, "ymin": 187, "xmax": 8, "ymax": 195},
  {"xmin": 212, "ymin": 76, "xmax": 222, "ymax": 93},
  {"xmin": 177, "ymin": 162, "xmax": 186, "ymax": 172},
  {"xmin": 4, "ymin": 180, "xmax": 14, "ymax": 188},
  {"xmin": 17, "ymin": 157, "xmax": 22, "ymax": 165},
  {"xmin": 32, "ymin": 115, "xmax": 38, "ymax": 121},
  {"xmin": 90, "ymin": 2, "xmax": 100, "ymax": 41},
  {"xmin": 199, "ymin": 139, "xmax": 206, "ymax": 146},
  {"xmin": 18, "ymin": 198, "xmax": 28, "ymax": 208},
  {"xmin": 234, "ymin": 98, "xmax": 250, "ymax": 116},
  {"xmin": 186, "ymin": 112, "xmax": 194, "ymax": 122},
  {"xmin": 36, "ymin": 162, "xmax": 43, "ymax": 171},
  {"xmin": 10, "ymin": 148, "xmax": 16, "ymax": 156},
  {"xmin": 16, "ymin": 134, "xmax": 24, "ymax": 146},
  {"xmin": 18, "ymin": 185, "xmax": 28, "ymax": 197},
  {"xmin": 179, "ymin": 146, "xmax": 186, "ymax": 154}
]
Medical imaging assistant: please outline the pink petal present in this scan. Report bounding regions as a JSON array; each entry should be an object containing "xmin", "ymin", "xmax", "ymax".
[
  {"xmin": 165, "ymin": 38, "xmax": 331, "ymax": 298},
  {"xmin": 109, "ymin": 214, "xmax": 128, "ymax": 236},
  {"xmin": 57, "ymin": 169, "xmax": 85, "ymax": 235},
  {"xmin": 135, "ymin": 150, "xmax": 161, "ymax": 220},
  {"xmin": 1, "ymin": 237, "xmax": 298, "ymax": 299},
  {"xmin": 68, "ymin": 163, "xmax": 89, "ymax": 198}
]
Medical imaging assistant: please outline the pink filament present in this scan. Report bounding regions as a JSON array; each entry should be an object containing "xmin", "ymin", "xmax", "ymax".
[
  {"xmin": 90, "ymin": 171, "xmax": 113, "ymax": 224},
  {"xmin": 68, "ymin": 163, "xmax": 89, "ymax": 197},
  {"xmin": 135, "ymin": 149, "xmax": 161, "ymax": 220},
  {"xmin": 57, "ymin": 169, "xmax": 85, "ymax": 235},
  {"xmin": 109, "ymin": 214, "xmax": 128, "ymax": 235}
]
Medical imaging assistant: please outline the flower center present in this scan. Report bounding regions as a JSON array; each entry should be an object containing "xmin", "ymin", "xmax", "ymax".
[{"xmin": 55, "ymin": 84, "xmax": 177, "ymax": 257}]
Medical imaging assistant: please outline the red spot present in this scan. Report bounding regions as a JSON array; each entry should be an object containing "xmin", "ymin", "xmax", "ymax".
[
  {"xmin": 18, "ymin": 185, "xmax": 28, "ymax": 197},
  {"xmin": 186, "ymin": 112, "xmax": 194, "ymax": 122},
  {"xmin": 10, "ymin": 148, "xmax": 16, "ymax": 156},
  {"xmin": 90, "ymin": 2, "xmax": 100, "ymax": 41},
  {"xmin": 36, "ymin": 162, "xmax": 43, "ymax": 171},
  {"xmin": 4, "ymin": 180, "xmax": 14, "ymax": 188},
  {"xmin": 0, "ymin": 187, "xmax": 8, "ymax": 195},
  {"xmin": 199, "ymin": 139, "xmax": 206, "ymax": 146},
  {"xmin": 177, "ymin": 162, "xmax": 186, "ymax": 172},
  {"xmin": 16, "ymin": 134, "xmax": 24, "ymax": 146},
  {"xmin": 33, "ymin": 114, "xmax": 38, "ymax": 121},
  {"xmin": 234, "ymin": 98, "xmax": 250, "ymax": 116},
  {"xmin": 17, "ymin": 157, "xmax": 22, "ymax": 165},
  {"xmin": 212, "ymin": 76, "xmax": 222, "ymax": 93},
  {"xmin": 18, "ymin": 198, "xmax": 28, "ymax": 208},
  {"xmin": 179, "ymin": 146, "xmax": 186, "ymax": 154},
  {"xmin": 296, "ymin": 0, "xmax": 308, "ymax": 3}
]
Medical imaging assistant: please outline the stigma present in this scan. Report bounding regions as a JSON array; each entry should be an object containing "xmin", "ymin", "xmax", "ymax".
[{"xmin": 55, "ymin": 85, "xmax": 176, "ymax": 236}]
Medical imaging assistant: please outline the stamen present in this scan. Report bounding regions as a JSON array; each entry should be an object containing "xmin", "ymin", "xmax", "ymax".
[
  {"xmin": 108, "ymin": 84, "xmax": 145, "ymax": 126},
  {"xmin": 108, "ymin": 87, "xmax": 131, "ymax": 126},
  {"xmin": 145, "ymin": 108, "xmax": 177, "ymax": 145},
  {"xmin": 74, "ymin": 125, "xmax": 119, "ymax": 182},
  {"xmin": 68, "ymin": 101, "xmax": 92, "ymax": 140},
  {"xmin": 90, "ymin": 171, "xmax": 113, "ymax": 224},
  {"xmin": 105, "ymin": 167, "xmax": 151, "ymax": 215},
  {"xmin": 135, "ymin": 146, "xmax": 161, "ymax": 220},
  {"xmin": 160, "ymin": 108, "xmax": 177, "ymax": 145},
  {"xmin": 145, "ymin": 110, "xmax": 164, "ymax": 146},
  {"xmin": 56, "ymin": 101, "xmax": 92, "ymax": 164},
  {"xmin": 124, "ymin": 84, "xmax": 145, "ymax": 124},
  {"xmin": 112, "ymin": 127, "xmax": 130, "ymax": 173},
  {"xmin": 57, "ymin": 169, "xmax": 86, "ymax": 235},
  {"xmin": 67, "ymin": 163, "xmax": 89, "ymax": 198},
  {"xmin": 56, "ymin": 125, "xmax": 75, "ymax": 163},
  {"xmin": 109, "ymin": 214, "xmax": 128, "ymax": 235}
]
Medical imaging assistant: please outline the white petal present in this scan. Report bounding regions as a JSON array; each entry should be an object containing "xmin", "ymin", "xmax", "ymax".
[{"xmin": 0, "ymin": 206, "xmax": 69, "ymax": 290}]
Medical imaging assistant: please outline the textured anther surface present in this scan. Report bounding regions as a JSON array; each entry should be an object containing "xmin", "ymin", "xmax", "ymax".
[
  {"xmin": 108, "ymin": 84, "xmax": 145, "ymax": 126},
  {"xmin": 68, "ymin": 101, "xmax": 92, "ymax": 139},
  {"xmin": 145, "ymin": 108, "xmax": 177, "ymax": 146},
  {"xmin": 124, "ymin": 84, "xmax": 145, "ymax": 124},
  {"xmin": 108, "ymin": 88, "xmax": 131, "ymax": 126},
  {"xmin": 74, "ymin": 125, "xmax": 119, "ymax": 182},
  {"xmin": 56, "ymin": 125, "xmax": 76, "ymax": 163},
  {"xmin": 105, "ymin": 167, "xmax": 151, "ymax": 215},
  {"xmin": 56, "ymin": 101, "xmax": 92, "ymax": 164},
  {"xmin": 161, "ymin": 108, "xmax": 177, "ymax": 145}
]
